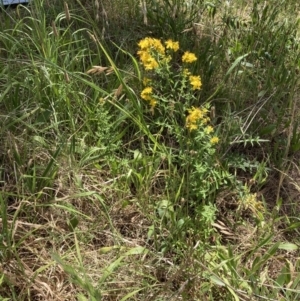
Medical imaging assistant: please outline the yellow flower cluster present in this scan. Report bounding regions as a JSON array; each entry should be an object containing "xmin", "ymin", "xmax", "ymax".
[
  {"xmin": 138, "ymin": 37, "xmax": 165, "ymax": 54},
  {"xmin": 138, "ymin": 37, "xmax": 204, "ymax": 115},
  {"xmin": 186, "ymin": 107, "xmax": 219, "ymax": 144},
  {"xmin": 182, "ymin": 51, "xmax": 197, "ymax": 63},
  {"xmin": 137, "ymin": 38, "xmax": 179, "ymax": 70},
  {"xmin": 210, "ymin": 136, "xmax": 219, "ymax": 144},
  {"xmin": 182, "ymin": 69, "xmax": 202, "ymax": 91},
  {"xmin": 141, "ymin": 86, "xmax": 157, "ymax": 109},
  {"xmin": 189, "ymin": 75, "xmax": 202, "ymax": 90},
  {"xmin": 165, "ymin": 39, "xmax": 180, "ymax": 51},
  {"xmin": 138, "ymin": 51, "xmax": 159, "ymax": 70},
  {"xmin": 186, "ymin": 107, "xmax": 208, "ymax": 131}
]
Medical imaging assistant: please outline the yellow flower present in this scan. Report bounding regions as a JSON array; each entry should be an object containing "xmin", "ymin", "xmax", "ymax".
[
  {"xmin": 189, "ymin": 75, "xmax": 202, "ymax": 90},
  {"xmin": 204, "ymin": 126, "xmax": 214, "ymax": 134},
  {"xmin": 188, "ymin": 123, "xmax": 198, "ymax": 131},
  {"xmin": 186, "ymin": 107, "xmax": 204, "ymax": 131},
  {"xmin": 137, "ymin": 50, "xmax": 159, "ymax": 70},
  {"xmin": 137, "ymin": 50, "xmax": 151, "ymax": 64},
  {"xmin": 141, "ymin": 87, "xmax": 153, "ymax": 100},
  {"xmin": 138, "ymin": 38, "xmax": 151, "ymax": 50},
  {"xmin": 210, "ymin": 136, "xmax": 219, "ymax": 144},
  {"xmin": 182, "ymin": 51, "xmax": 197, "ymax": 63},
  {"xmin": 144, "ymin": 57, "xmax": 159, "ymax": 70},
  {"xmin": 138, "ymin": 37, "xmax": 165, "ymax": 54},
  {"xmin": 152, "ymin": 38, "xmax": 165, "ymax": 54},
  {"xmin": 149, "ymin": 97, "xmax": 157, "ymax": 108},
  {"xmin": 141, "ymin": 87, "xmax": 157, "ymax": 109},
  {"xmin": 138, "ymin": 38, "xmax": 170, "ymax": 70},
  {"xmin": 137, "ymin": 49, "xmax": 148, "ymax": 59},
  {"xmin": 165, "ymin": 39, "xmax": 179, "ymax": 51}
]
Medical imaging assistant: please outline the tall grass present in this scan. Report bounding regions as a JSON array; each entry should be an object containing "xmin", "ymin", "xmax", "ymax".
[{"xmin": 0, "ymin": 0, "xmax": 300, "ymax": 300}]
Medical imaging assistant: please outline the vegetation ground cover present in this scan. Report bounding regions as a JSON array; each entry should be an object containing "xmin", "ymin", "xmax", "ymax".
[{"xmin": 0, "ymin": 0, "xmax": 300, "ymax": 300}]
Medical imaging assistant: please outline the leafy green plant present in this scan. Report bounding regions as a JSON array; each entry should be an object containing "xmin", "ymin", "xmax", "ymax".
[{"xmin": 136, "ymin": 36, "xmax": 231, "ymax": 203}]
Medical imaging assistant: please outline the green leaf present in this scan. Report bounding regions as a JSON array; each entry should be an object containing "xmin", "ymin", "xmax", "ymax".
[
  {"xmin": 67, "ymin": 216, "xmax": 79, "ymax": 231},
  {"xmin": 99, "ymin": 246, "xmax": 148, "ymax": 283},
  {"xmin": 124, "ymin": 246, "xmax": 148, "ymax": 256},
  {"xmin": 252, "ymin": 242, "xmax": 280, "ymax": 273},
  {"xmin": 258, "ymin": 90, "xmax": 267, "ymax": 98},
  {"xmin": 276, "ymin": 264, "xmax": 290, "ymax": 287},
  {"xmin": 225, "ymin": 53, "xmax": 250, "ymax": 78},
  {"xmin": 133, "ymin": 149, "xmax": 142, "ymax": 160},
  {"xmin": 177, "ymin": 218, "xmax": 185, "ymax": 229},
  {"xmin": 157, "ymin": 199, "xmax": 173, "ymax": 218},
  {"xmin": 147, "ymin": 225, "xmax": 154, "ymax": 240},
  {"xmin": 0, "ymin": 274, "xmax": 5, "ymax": 286},
  {"xmin": 120, "ymin": 289, "xmax": 144, "ymax": 301},
  {"xmin": 284, "ymin": 222, "xmax": 300, "ymax": 231},
  {"xmin": 224, "ymin": 279, "xmax": 240, "ymax": 301},
  {"xmin": 99, "ymin": 246, "xmax": 122, "ymax": 254},
  {"xmin": 99, "ymin": 256, "xmax": 124, "ymax": 284},
  {"xmin": 210, "ymin": 275, "xmax": 225, "ymax": 286},
  {"xmin": 77, "ymin": 294, "xmax": 89, "ymax": 301},
  {"xmin": 278, "ymin": 243, "xmax": 298, "ymax": 251},
  {"xmin": 259, "ymin": 124, "xmax": 276, "ymax": 136},
  {"xmin": 248, "ymin": 233, "xmax": 273, "ymax": 259}
]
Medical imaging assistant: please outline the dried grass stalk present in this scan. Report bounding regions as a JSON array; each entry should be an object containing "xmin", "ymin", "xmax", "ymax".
[{"xmin": 86, "ymin": 66, "xmax": 109, "ymax": 75}]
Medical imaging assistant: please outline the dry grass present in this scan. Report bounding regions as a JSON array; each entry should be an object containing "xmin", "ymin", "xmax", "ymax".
[{"xmin": 3, "ymin": 159, "xmax": 300, "ymax": 300}]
